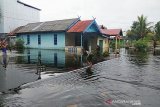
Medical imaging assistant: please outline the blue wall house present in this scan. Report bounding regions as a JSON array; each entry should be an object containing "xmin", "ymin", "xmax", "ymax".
[
  {"xmin": 67, "ymin": 20, "xmax": 109, "ymax": 53},
  {"xmin": 16, "ymin": 18, "xmax": 80, "ymax": 50},
  {"xmin": 14, "ymin": 18, "xmax": 109, "ymax": 53}
]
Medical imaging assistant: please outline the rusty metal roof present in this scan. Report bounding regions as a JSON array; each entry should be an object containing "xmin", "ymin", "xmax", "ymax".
[
  {"xmin": 100, "ymin": 29, "xmax": 123, "ymax": 36},
  {"xmin": 67, "ymin": 20, "xmax": 93, "ymax": 33}
]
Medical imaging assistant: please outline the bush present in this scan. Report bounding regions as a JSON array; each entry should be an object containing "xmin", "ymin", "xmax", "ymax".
[
  {"xmin": 103, "ymin": 51, "xmax": 109, "ymax": 57},
  {"xmin": 134, "ymin": 39, "xmax": 148, "ymax": 51},
  {"xmin": 15, "ymin": 39, "xmax": 24, "ymax": 50},
  {"xmin": 110, "ymin": 41, "xmax": 115, "ymax": 49}
]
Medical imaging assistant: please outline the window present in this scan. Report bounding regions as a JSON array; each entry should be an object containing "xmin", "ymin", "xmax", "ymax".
[
  {"xmin": 27, "ymin": 35, "xmax": 30, "ymax": 45},
  {"xmin": 54, "ymin": 34, "xmax": 57, "ymax": 45},
  {"xmin": 38, "ymin": 35, "xmax": 41, "ymax": 45}
]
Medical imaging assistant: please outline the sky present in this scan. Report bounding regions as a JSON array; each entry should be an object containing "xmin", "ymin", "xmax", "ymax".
[{"xmin": 21, "ymin": 0, "xmax": 160, "ymax": 31}]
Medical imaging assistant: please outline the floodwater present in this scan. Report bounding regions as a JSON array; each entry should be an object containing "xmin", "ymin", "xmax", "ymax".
[
  {"xmin": 0, "ymin": 49, "xmax": 160, "ymax": 107},
  {"xmin": 0, "ymin": 49, "xmax": 86, "ymax": 92}
]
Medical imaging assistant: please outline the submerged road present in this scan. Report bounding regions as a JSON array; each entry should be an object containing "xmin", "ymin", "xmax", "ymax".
[{"xmin": 0, "ymin": 49, "xmax": 160, "ymax": 107}]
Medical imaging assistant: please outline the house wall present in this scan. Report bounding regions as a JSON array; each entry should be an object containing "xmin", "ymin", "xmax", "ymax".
[
  {"xmin": 65, "ymin": 33, "xmax": 75, "ymax": 46},
  {"xmin": 97, "ymin": 36, "xmax": 109, "ymax": 52},
  {"xmin": 0, "ymin": 0, "xmax": 4, "ymax": 34},
  {"xmin": 18, "ymin": 32, "xmax": 65, "ymax": 50},
  {"xmin": 89, "ymin": 36, "xmax": 97, "ymax": 51},
  {"xmin": 0, "ymin": 0, "xmax": 40, "ymax": 34},
  {"xmin": 23, "ymin": 49, "xmax": 65, "ymax": 67},
  {"xmin": 85, "ymin": 23, "xmax": 99, "ymax": 33}
]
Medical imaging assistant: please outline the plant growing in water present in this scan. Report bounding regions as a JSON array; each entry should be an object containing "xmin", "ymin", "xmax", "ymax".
[
  {"xmin": 134, "ymin": 39, "xmax": 148, "ymax": 51},
  {"xmin": 15, "ymin": 39, "xmax": 24, "ymax": 51}
]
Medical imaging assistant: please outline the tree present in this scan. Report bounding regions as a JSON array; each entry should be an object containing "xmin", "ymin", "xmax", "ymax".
[
  {"xmin": 155, "ymin": 21, "xmax": 160, "ymax": 40},
  {"xmin": 137, "ymin": 15, "xmax": 153, "ymax": 38},
  {"xmin": 126, "ymin": 30, "xmax": 138, "ymax": 40},
  {"xmin": 129, "ymin": 15, "xmax": 153, "ymax": 40},
  {"xmin": 15, "ymin": 39, "xmax": 24, "ymax": 50}
]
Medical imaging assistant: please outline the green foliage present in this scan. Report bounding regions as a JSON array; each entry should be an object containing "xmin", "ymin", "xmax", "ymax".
[
  {"xmin": 110, "ymin": 41, "xmax": 115, "ymax": 49},
  {"xmin": 146, "ymin": 32, "xmax": 154, "ymax": 39},
  {"xmin": 103, "ymin": 51, "xmax": 109, "ymax": 57},
  {"xmin": 155, "ymin": 21, "xmax": 160, "ymax": 40},
  {"xmin": 126, "ymin": 30, "xmax": 139, "ymax": 40},
  {"xmin": 127, "ymin": 15, "xmax": 153, "ymax": 40},
  {"xmin": 15, "ymin": 39, "xmax": 24, "ymax": 50},
  {"xmin": 134, "ymin": 39, "xmax": 148, "ymax": 51}
]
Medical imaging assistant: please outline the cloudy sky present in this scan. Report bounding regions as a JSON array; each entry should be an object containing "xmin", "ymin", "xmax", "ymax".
[{"xmin": 22, "ymin": 0, "xmax": 160, "ymax": 31}]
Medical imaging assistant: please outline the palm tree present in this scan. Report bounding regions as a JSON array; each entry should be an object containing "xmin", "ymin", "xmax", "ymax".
[
  {"xmin": 155, "ymin": 21, "xmax": 160, "ymax": 40},
  {"xmin": 131, "ymin": 15, "xmax": 152, "ymax": 39}
]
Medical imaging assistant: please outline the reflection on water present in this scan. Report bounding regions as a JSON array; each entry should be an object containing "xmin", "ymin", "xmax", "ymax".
[
  {"xmin": 153, "ymin": 49, "xmax": 160, "ymax": 55},
  {"xmin": 126, "ymin": 49, "xmax": 149, "ymax": 65},
  {"xmin": 1, "ymin": 48, "xmax": 160, "ymax": 107},
  {"xmin": 16, "ymin": 49, "xmax": 83, "ymax": 70},
  {"xmin": 0, "ymin": 49, "xmax": 85, "ymax": 92},
  {"xmin": 1, "ymin": 54, "xmax": 8, "ymax": 68}
]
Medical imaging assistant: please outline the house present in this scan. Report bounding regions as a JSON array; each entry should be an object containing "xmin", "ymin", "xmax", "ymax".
[
  {"xmin": 12, "ymin": 18, "xmax": 109, "ymax": 54},
  {"xmin": 105, "ymin": 29, "xmax": 123, "ymax": 39},
  {"xmin": 103, "ymin": 28, "xmax": 123, "ymax": 52},
  {"xmin": 67, "ymin": 20, "xmax": 109, "ymax": 53},
  {"xmin": 16, "ymin": 18, "xmax": 80, "ymax": 50},
  {"xmin": 0, "ymin": 0, "xmax": 40, "ymax": 37},
  {"xmin": 7, "ymin": 26, "xmax": 24, "ymax": 45}
]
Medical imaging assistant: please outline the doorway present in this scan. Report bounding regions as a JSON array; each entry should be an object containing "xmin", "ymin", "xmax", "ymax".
[{"xmin": 99, "ymin": 40, "xmax": 103, "ymax": 53}]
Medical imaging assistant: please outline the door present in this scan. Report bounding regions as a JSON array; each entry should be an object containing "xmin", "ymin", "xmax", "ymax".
[
  {"xmin": 99, "ymin": 40, "xmax": 103, "ymax": 53},
  {"xmin": 84, "ymin": 39, "xmax": 89, "ymax": 51}
]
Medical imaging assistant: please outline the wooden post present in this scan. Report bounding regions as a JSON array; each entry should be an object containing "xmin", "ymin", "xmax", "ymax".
[
  {"xmin": 118, "ymin": 36, "xmax": 120, "ymax": 52},
  {"xmin": 81, "ymin": 33, "xmax": 83, "ymax": 51},
  {"xmin": 81, "ymin": 33, "xmax": 83, "ymax": 66},
  {"xmin": 115, "ymin": 36, "xmax": 117, "ymax": 54}
]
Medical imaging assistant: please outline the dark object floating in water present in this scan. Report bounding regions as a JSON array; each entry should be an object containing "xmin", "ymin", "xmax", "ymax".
[{"xmin": 86, "ymin": 67, "xmax": 93, "ymax": 74}]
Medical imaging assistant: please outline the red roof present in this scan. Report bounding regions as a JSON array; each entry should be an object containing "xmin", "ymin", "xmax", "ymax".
[
  {"xmin": 67, "ymin": 20, "xmax": 93, "ymax": 33},
  {"xmin": 100, "ymin": 28, "xmax": 108, "ymax": 35},
  {"xmin": 104, "ymin": 29, "xmax": 122, "ymax": 36}
]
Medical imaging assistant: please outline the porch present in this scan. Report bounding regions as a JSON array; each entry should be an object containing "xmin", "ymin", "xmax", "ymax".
[
  {"xmin": 65, "ymin": 20, "xmax": 101, "ymax": 54},
  {"xmin": 65, "ymin": 32, "xmax": 98, "ymax": 54}
]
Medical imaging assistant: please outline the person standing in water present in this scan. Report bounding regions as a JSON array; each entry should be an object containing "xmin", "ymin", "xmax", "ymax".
[
  {"xmin": 0, "ymin": 39, "xmax": 8, "ymax": 68},
  {"xmin": 0, "ymin": 40, "xmax": 8, "ymax": 55}
]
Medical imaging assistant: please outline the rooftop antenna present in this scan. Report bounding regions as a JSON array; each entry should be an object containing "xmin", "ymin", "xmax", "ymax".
[
  {"xmin": 92, "ymin": 16, "xmax": 96, "ymax": 20},
  {"xmin": 77, "ymin": 15, "xmax": 81, "ymax": 20}
]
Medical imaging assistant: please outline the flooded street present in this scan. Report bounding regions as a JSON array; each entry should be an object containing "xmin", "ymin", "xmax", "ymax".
[
  {"xmin": 0, "ymin": 49, "xmax": 160, "ymax": 107},
  {"xmin": 0, "ymin": 49, "xmax": 85, "ymax": 92}
]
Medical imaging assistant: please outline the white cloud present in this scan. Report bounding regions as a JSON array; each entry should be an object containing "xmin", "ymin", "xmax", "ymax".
[{"xmin": 21, "ymin": 0, "xmax": 160, "ymax": 30}]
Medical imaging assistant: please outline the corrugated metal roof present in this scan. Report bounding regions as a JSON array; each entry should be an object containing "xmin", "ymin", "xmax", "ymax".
[
  {"xmin": 67, "ymin": 20, "xmax": 93, "ymax": 33},
  {"xmin": 17, "ymin": 18, "xmax": 79, "ymax": 33},
  {"xmin": 104, "ymin": 29, "xmax": 122, "ymax": 36},
  {"xmin": 7, "ymin": 26, "xmax": 24, "ymax": 36}
]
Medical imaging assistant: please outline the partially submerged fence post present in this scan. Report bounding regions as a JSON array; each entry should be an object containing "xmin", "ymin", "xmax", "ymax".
[{"xmin": 36, "ymin": 56, "xmax": 45, "ymax": 79}]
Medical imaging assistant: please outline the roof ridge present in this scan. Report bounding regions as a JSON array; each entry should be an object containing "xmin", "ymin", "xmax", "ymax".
[
  {"xmin": 79, "ymin": 20, "xmax": 93, "ymax": 22},
  {"xmin": 27, "ymin": 18, "xmax": 79, "ymax": 25},
  {"xmin": 32, "ymin": 22, "xmax": 45, "ymax": 31}
]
